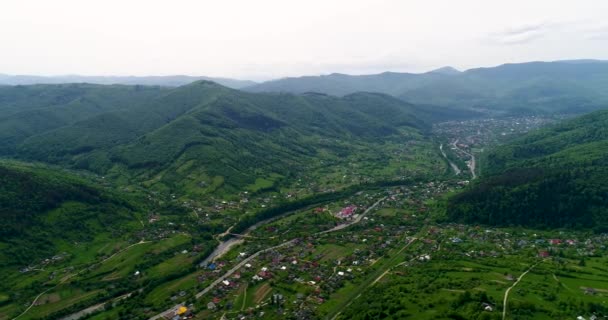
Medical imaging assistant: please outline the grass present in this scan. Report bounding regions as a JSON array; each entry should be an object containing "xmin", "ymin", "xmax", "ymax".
[
  {"xmin": 147, "ymin": 253, "xmax": 194, "ymax": 279},
  {"xmin": 313, "ymin": 244, "xmax": 361, "ymax": 263},
  {"xmin": 335, "ymin": 254, "xmax": 608, "ymax": 319},
  {"xmin": 144, "ymin": 272, "xmax": 199, "ymax": 306},
  {"xmin": 317, "ymin": 237, "xmax": 420, "ymax": 318},
  {"xmin": 23, "ymin": 288, "xmax": 102, "ymax": 319},
  {"xmin": 253, "ymin": 283, "xmax": 272, "ymax": 304}
]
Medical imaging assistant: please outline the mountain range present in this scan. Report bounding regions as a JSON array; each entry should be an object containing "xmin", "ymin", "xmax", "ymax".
[
  {"xmin": 0, "ymin": 74, "xmax": 256, "ymax": 89},
  {"xmin": 246, "ymin": 60, "xmax": 608, "ymax": 114},
  {"xmin": 0, "ymin": 81, "xmax": 443, "ymax": 195},
  {"xmin": 4, "ymin": 59, "xmax": 608, "ymax": 115}
]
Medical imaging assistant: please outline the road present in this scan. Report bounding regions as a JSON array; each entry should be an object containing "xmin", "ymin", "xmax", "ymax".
[
  {"xmin": 439, "ymin": 144, "xmax": 462, "ymax": 175},
  {"xmin": 199, "ymin": 203, "xmax": 325, "ymax": 268},
  {"xmin": 60, "ymin": 292, "xmax": 134, "ymax": 320},
  {"xmin": 451, "ymin": 139, "xmax": 476, "ymax": 179},
  {"xmin": 502, "ymin": 262, "xmax": 539, "ymax": 320},
  {"xmin": 319, "ymin": 197, "xmax": 386, "ymax": 234},
  {"xmin": 149, "ymin": 197, "xmax": 387, "ymax": 320}
]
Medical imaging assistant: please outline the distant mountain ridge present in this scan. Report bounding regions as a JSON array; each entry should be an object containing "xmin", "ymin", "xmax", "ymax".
[
  {"xmin": 0, "ymin": 73, "xmax": 257, "ymax": 89},
  {"xmin": 246, "ymin": 59, "xmax": 608, "ymax": 114}
]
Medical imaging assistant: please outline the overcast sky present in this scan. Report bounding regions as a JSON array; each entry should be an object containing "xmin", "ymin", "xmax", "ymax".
[{"xmin": 1, "ymin": 0, "xmax": 608, "ymax": 80}]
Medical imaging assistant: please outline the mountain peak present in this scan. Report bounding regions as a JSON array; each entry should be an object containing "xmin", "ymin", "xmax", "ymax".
[{"xmin": 428, "ymin": 66, "xmax": 461, "ymax": 75}]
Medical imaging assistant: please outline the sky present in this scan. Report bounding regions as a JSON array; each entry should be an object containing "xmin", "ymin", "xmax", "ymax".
[{"xmin": 1, "ymin": 0, "xmax": 608, "ymax": 81}]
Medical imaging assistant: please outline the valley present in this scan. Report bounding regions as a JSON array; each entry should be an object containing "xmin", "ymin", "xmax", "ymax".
[
  {"xmin": 4, "ymin": 2, "xmax": 608, "ymax": 319},
  {"xmin": 1, "ymin": 64, "xmax": 608, "ymax": 320},
  {"xmin": 5, "ymin": 112, "xmax": 599, "ymax": 320}
]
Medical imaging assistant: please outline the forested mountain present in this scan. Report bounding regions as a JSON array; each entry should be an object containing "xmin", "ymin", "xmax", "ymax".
[
  {"xmin": 0, "ymin": 73, "xmax": 256, "ymax": 89},
  {"xmin": 246, "ymin": 60, "xmax": 608, "ymax": 114},
  {"xmin": 0, "ymin": 81, "xmax": 432, "ymax": 195},
  {"xmin": 447, "ymin": 110, "xmax": 608, "ymax": 231},
  {"xmin": 0, "ymin": 84, "xmax": 169, "ymax": 154},
  {"xmin": 0, "ymin": 162, "xmax": 141, "ymax": 267}
]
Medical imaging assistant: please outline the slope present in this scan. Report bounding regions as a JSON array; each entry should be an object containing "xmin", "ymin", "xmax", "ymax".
[
  {"xmin": 0, "ymin": 82, "xmax": 431, "ymax": 195},
  {"xmin": 447, "ymin": 110, "xmax": 608, "ymax": 230},
  {"xmin": 0, "ymin": 84, "xmax": 168, "ymax": 154},
  {"xmin": 0, "ymin": 162, "xmax": 142, "ymax": 268}
]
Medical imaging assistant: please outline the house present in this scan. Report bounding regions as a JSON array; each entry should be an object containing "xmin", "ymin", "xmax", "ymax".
[
  {"xmin": 177, "ymin": 306, "xmax": 188, "ymax": 315},
  {"xmin": 481, "ymin": 302, "xmax": 494, "ymax": 312},
  {"xmin": 338, "ymin": 205, "xmax": 357, "ymax": 218},
  {"xmin": 538, "ymin": 251, "xmax": 550, "ymax": 258},
  {"xmin": 549, "ymin": 239, "xmax": 562, "ymax": 245}
]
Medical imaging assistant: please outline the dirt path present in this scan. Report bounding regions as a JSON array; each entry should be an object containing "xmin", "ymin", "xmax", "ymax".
[
  {"xmin": 241, "ymin": 283, "xmax": 248, "ymax": 311},
  {"xmin": 331, "ymin": 237, "xmax": 418, "ymax": 320},
  {"xmin": 502, "ymin": 262, "xmax": 539, "ymax": 320},
  {"xmin": 101, "ymin": 240, "xmax": 150, "ymax": 264},
  {"xmin": 13, "ymin": 240, "xmax": 150, "ymax": 320}
]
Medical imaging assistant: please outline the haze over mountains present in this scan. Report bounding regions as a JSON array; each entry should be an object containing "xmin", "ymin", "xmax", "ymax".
[
  {"xmin": 0, "ymin": 74, "xmax": 257, "ymax": 89},
  {"xmin": 4, "ymin": 59, "xmax": 608, "ymax": 117},
  {"xmin": 247, "ymin": 59, "xmax": 608, "ymax": 114}
]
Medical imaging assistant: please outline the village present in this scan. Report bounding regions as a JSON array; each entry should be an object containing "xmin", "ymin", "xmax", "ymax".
[
  {"xmin": 9, "ymin": 115, "xmax": 608, "ymax": 320},
  {"xmin": 150, "ymin": 179, "xmax": 608, "ymax": 320}
]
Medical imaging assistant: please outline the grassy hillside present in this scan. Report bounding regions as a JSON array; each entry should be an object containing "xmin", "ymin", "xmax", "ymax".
[
  {"xmin": 0, "ymin": 82, "xmax": 434, "ymax": 195},
  {"xmin": 0, "ymin": 162, "xmax": 141, "ymax": 268},
  {"xmin": 447, "ymin": 110, "xmax": 608, "ymax": 230},
  {"xmin": 246, "ymin": 60, "xmax": 608, "ymax": 114}
]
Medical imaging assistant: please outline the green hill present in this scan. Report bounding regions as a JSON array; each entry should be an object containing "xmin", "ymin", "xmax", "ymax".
[
  {"xmin": 0, "ymin": 162, "xmax": 141, "ymax": 267},
  {"xmin": 447, "ymin": 110, "xmax": 608, "ymax": 230},
  {"xmin": 0, "ymin": 81, "xmax": 434, "ymax": 195},
  {"xmin": 0, "ymin": 84, "xmax": 168, "ymax": 154}
]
